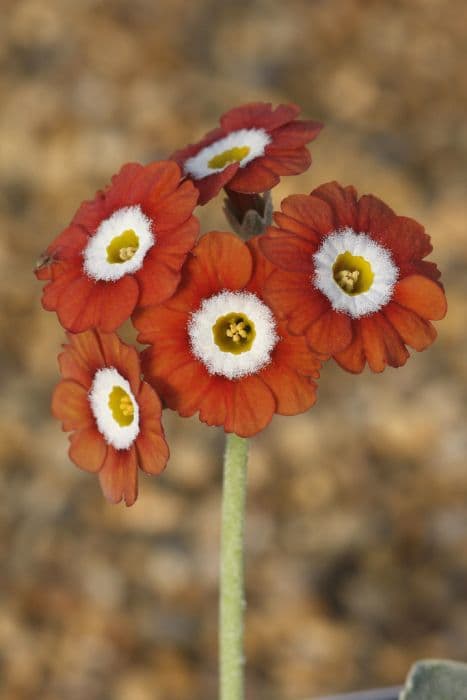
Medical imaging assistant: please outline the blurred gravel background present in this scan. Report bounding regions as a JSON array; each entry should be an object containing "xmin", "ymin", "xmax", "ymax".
[{"xmin": 1, "ymin": 1, "xmax": 466, "ymax": 698}]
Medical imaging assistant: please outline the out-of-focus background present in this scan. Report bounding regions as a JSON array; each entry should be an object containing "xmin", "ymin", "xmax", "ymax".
[{"xmin": 1, "ymin": 1, "xmax": 466, "ymax": 698}]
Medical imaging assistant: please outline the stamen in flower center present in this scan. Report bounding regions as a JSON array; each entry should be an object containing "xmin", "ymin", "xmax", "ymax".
[
  {"xmin": 226, "ymin": 320, "xmax": 248, "ymax": 343},
  {"xmin": 335, "ymin": 269, "xmax": 360, "ymax": 292},
  {"xmin": 333, "ymin": 251, "xmax": 374, "ymax": 295},
  {"xmin": 213, "ymin": 313, "xmax": 256, "ymax": 354},
  {"xmin": 108, "ymin": 386, "xmax": 135, "ymax": 426},
  {"xmin": 106, "ymin": 229, "xmax": 140, "ymax": 264},
  {"xmin": 208, "ymin": 146, "xmax": 250, "ymax": 170}
]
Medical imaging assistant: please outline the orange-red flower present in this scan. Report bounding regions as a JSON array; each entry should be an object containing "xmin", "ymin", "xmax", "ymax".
[
  {"xmin": 260, "ymin": 182, "xmax": 447, "ymax": 373},
  {"xmin": 36, "ymin": 162, "xmax": 199, "ymax": 333},
  {"xmin": 171, "ymin": 102, "xmax": 323, "ymax": 205},
  {"xmin": 52, "ymin": 329, "xmax": 169, "ymax": 506},
  {"xmin": 134, "ymin": 232, "xmax": 323, "ymax": 437}
]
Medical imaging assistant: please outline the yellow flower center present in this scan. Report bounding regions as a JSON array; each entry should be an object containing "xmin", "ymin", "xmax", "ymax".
[
  {"xmin": 333, "ymin": 251, "xmax": 374, "ymax": 295},
  {"xmin": 208, "ymin": 146, "xmax": 250, "ymax": 170},
  {"xmin": 106, "ymin": 229, "xmax": 140, "ymax": 264},
  {"xmin": 108, "ymin": 386, "xmax": 135, "ymax": 426},
  {"xmin": 212, "ymin": 313, "xmax": 256, "ymax": 354}
]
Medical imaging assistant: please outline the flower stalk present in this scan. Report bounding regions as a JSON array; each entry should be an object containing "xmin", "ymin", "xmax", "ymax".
[{"xmin": 220, "ymin": 433, "xmax": 249, "ymax": 700}]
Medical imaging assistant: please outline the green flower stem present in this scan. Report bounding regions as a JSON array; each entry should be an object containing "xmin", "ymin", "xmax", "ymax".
[{"xmin": 220, "ymin": 433, "xmax": 249, "ymax": 700}]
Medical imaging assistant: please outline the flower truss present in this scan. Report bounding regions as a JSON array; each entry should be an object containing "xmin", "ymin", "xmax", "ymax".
[
  {"xmin": 52, "ymin": 329, "xmax": 169, "ymax": 505},
  {"xmin": 35, "ymin": 101, "xmax": 447, "ymax": 504},
  {"xmin": 36, "ymin": 161, "xmax": 199, "ymax": 333},
  {"xmin": 134, "ymin": 232, "xmax": 323, "ymax": 437},
  {"xmin": 260, "ymin": 182, "xmax": 447, "ymax": 372},
  {"xmin": 171, "ymin": 102, "xmax": 323, "ymax": 204}
]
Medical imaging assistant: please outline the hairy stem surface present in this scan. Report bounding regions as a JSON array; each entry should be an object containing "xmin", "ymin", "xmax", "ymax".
[{"xmin": 220, "ymin": 433, "xmax": 249, "ymax": 700}]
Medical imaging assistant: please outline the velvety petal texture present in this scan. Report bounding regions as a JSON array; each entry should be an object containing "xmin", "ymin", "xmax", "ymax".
[
  {"xmin": 52, "ymin": 329, "xmax": 169, "ymax": 506},
  {"xmin": 260, "ymin": 181, "xmax": 447, "ymax": 373},
  {"xmin": 171, "ymin": 102, "xmax": 323, "ymax": 204},
  {"xmin": 36, "ymin": 161, "xmax": 199, "ymax": 333},
  {"xmin": 134, "ymin": 232, "xmax": 323, "ymax": 437}
]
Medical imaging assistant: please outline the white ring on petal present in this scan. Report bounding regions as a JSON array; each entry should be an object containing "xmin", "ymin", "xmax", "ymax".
[
  {"xmin": 83, "ymin": 205, "xmax": 155, "ymax": 282},
  {"xmin": 313, "ymin": 228, "xmax": 399, "ymax": 318},
  {"xmin": 183, "ymin": 128, "xmax": 271, "ymax": 180},
  {"xmin": 188, "ymin": 291, "xmax": 278, "ymax": 379},
  {"xmin": 89, "ymin": 367, "xmax": 140, "ymax": 450}
]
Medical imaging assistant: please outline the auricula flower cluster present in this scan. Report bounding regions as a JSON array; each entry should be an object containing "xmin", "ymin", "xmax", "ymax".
[{"xmin": 36, "ymin": 101, "xmax": 447, "ymax": 505}]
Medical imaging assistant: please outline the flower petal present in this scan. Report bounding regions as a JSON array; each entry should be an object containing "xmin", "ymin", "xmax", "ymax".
[
  {"xmin": 72, "ymin": 192, "xmax": 108, "ymax": 233},
  {"xmin": 52, "ymin": 380, "xmax": 93, "ymax": 431},
  {"xmin": 135, "ymin": 382, "xmax": 169, "ymax": 475},
  {"xmin": 69, "ymin": 426, "xmax": 107, "ymax": 473},
  {"xmin": 165, "ymin": 361, "xmax": 214, "ymax": 417},
  {"xmin": 191, "ymin": 231, "xmax": 253, "ymax": 293},
  {"xmin": 58, "ymin": 350, "xmax": 93, "ymax": 388},
  {"xmin": 103, "ymin": 162, "xmax": 181, "ymax": 213},
  {"xmin": 155, "ymin": 216, "xmax": 199, "ymax": 256},
  {"xmin": 273, "ymin": 321, "xmax": 324, "ymax": 377},
  {"xmin": 411, "ymin": 259, "xmax": 442, "ymax": 282},
  {"xmin": 259, "ymin": 228, "xmax": 315, "ymax": 273},
  {"xmin": 223, "ymin": 375, "xmax": 276, "ymax": 437},
  {"xmin": 280, "ymin": 193, "xmax": 335, "ymax": 237},
  {"xmin": 393, "ymin": 275, "xmax": 447, "ymax": 320},
  {"xmin": 197, "ymin": 376, "xmax": 228, "ymax": 428},
  {"xmin": 383, "ymin": 302, "xmax": 437, "ymax": 351},
  {"xmin": 191, "ymin": 163, "xmax": 239, "ymax": 205},
  {"xmin": 260, "ymin": 363, "xmax": 317, "ymax": 416},
  {"xmin": 98, "ymin": 331, "xmax": 142, "ymax": 395},
  {"xmin": 356, "ymin": 193, "xmax": 395, "ymax": 233},
  {"xmin": 146, "ymin": 179, "xmax": 199, "ymax": 230},
  {"xmin": 310, "ymin": 182, "xmax": 358, "ymax": 229},
  {"xmin": 60, "ymin": 330, "xmax": 106, "ymax": 381},
  {"xmin": 229, "ymin": 158, "xmax": 280, "ymax": 193},
  {"xmin": 270, "ymin": 119, "xmax": 323, "ymax": 148},
  {"xmin": 306, "ymin": 309, "xmax": 353, "ymax": 354},
  {"xmin": 263, "ymin": 269, "xmax": 328, "ymax": 333},
  {"xmin": 138, "ymin": 311, "xmax": 212, "ymax": 419},
  {"xmin": 135, "ymin": 304, "xmax": 187, "ymax": 347},
  {"xmin": 57, "ymin": 275, "xmax": 139, "ymax": 332},
  {"xmin": 272, "ymin": 211, "xmax": 321, "ymax": 243},
  {"xmin": 137, "ymin": 161, "xmax": 183, "ymax": 202},
  {"xmin": 244, "ymin": 236, "xmax": 281, "ymax": 310},
  {"xmin": 360, "ymin": 314, "xmax": 409, "ymax": 372},
  {"xmin": 261, "ymin": 146, "xmax": 311, "ymax": 176},
  {"xmin": 135, "ymin": 217, "xmax": 199, "ymax": 307},
  {"xmin": 41, "ymin": 262, "xmax": 82, "ymax": 311},
  {"xmin": 220, "ymin": 102, "xmax": 300, "ymax": 132},
  {"xmin": 36, "ymin": 226, "xmax": 89, "ymax": 273},
  {"xmin": 136, "ymin": 432, "xmax": 169, "ymax": 476},
  {"xmin": 135, "ymin": 255, "xmax": 181, "ymax": 308},
  {"xmin": 375, "ymin": 216, "xmax": 433, "ymax": 268},
  {"xmin": 333, "ymin": 325, "xmax": 366, "ymax": 374},
  {"xmin": 98, "ymin": 446, "xmax": 138, "ymax": 506}
]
